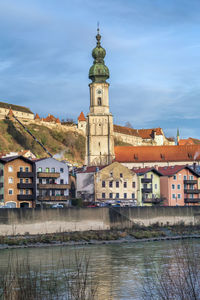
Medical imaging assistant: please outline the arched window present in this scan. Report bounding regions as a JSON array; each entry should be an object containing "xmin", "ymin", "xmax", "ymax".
[{"xmin": 98, "ymin": 97, "xmax": 102, "ymax": 106}]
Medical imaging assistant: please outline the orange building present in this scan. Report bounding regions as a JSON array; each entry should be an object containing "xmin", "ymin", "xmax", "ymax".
[
  {"xmin": 0, "ymin": 156, "xmax": 36, "ymax": 208},
  {"xmin": 158, "ymin": 165, "xmax": 200, "ymax": 206}
]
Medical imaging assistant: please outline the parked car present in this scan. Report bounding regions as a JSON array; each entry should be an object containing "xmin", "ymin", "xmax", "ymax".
[{"xmin": 51, "ymin": 203, "xmax": 64, "ymax": 208}]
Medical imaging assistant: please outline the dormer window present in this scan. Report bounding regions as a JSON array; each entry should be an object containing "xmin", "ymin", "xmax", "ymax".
[{"xmin": 98, "ymin": 97, "xmax": 102, "ymax": 106}]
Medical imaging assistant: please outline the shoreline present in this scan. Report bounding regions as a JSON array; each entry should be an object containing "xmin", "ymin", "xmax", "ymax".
[{"xmin": 0, "ymin": 233, "xmax": 200, "ymax": 250}]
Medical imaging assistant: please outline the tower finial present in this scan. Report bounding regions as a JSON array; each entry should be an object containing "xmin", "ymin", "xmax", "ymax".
[
  {"xmin": 97, "ymin": 21, "xmax": 100, "ymax": 34},
  {"xmin": 96, "ymin": 22, "xmax": 101, "ymax": 47}
]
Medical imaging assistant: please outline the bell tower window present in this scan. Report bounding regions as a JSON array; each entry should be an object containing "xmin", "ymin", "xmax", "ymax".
[{"xmin": 98, "ymin": 97, "xmax": 102, "ymax": 106}]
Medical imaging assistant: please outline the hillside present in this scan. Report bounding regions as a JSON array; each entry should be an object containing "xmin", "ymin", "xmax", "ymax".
[{"xmin": 0, "ymin": 119, "xmax": 85, "ymax": 165}]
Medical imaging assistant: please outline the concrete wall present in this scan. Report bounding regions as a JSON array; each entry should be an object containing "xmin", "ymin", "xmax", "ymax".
[{"xmin": 0, "ymin": 207, "xmax": 200, "ymax": 236}]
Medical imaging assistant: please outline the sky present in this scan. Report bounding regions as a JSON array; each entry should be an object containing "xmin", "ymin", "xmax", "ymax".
[{"xmin": 0, "ymin": 0, "xmax": 200, "ymax": 139}]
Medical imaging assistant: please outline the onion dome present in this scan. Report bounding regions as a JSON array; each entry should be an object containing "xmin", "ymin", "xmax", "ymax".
[{"xmin": 89, "ymin": 28, "xmax": 109, "ymax": 83}]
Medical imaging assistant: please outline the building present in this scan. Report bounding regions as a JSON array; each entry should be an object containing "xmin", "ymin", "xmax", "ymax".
[
  {"xmin": 158, "ymin": 165, "xmax": 200, "ymax": 206},
  {"xmin": 35, "ymin": 158, "xmax": 69, "ymax": 206},
  {"xmin": 0, "ymin": 156, "xmax": 36, "ymax": 208},
  {"xmin": 115, "ymin": 145, "xmax": 200, "ymax": 169},
  {"xmin": 0, "ymin": 101, "xmax": 34, "ymax": 120},
  {"xmin": 85, "ymin": 28, "xmax": 115, "ymax": 166},
  {"xmin": 133, "ymin": 167, "xmax": 162, "ymax": 206}
]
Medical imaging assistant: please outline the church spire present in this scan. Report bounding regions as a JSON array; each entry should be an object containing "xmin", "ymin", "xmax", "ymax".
[{"xmin": 89, "ymin": 27, "xmax": 110, "ymax": 83}]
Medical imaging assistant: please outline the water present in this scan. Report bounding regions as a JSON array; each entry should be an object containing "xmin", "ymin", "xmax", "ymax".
[{"xmin": 0, "ymin": 240, "xmax": 199, "ymax": 299}]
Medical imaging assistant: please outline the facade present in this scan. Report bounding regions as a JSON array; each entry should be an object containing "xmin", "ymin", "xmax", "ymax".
[
  {"xmin": 0, "ymin": 156, "xmax": 36, "ymax": 208},
  {"xmin": 85, "ymin": 29, "xmax": 115, "ymax": 166},
  {"xmin": 133, "ymin": 167, "xmax": 162, "ymax": 206},
  {"xmin": 159, "ymin": 165, "xmax": 200, "ymax": 206},
  {"xmin": 115, "ymin": 145, "xmax": 200, "ymax": 169},
  {"xmin": 0, "ymin": 101, "xmax": 34, "ymax": 120},
  {"xmin": 35, "ymin": 158, "xmax": 69, "ymax": 205},
  {"xmin": 95, "ymin": 162, "xmax": 137, "ymax": 204}
]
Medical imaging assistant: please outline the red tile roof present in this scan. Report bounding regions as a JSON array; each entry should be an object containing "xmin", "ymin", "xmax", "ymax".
[
  {"xmin": 113, "ymin": 125, "xmax": 140, "ymax": 137},
  {"xmin": 137, "ymin": 128, "xmax": 163, "ymax": 139},
  {"xmin": 56, "ymin": 118, "xmax": 61, "ymax": 124},
  {"xmin": 78, "ymin": 112, "xmax": 86, "ymax": 121},
  {"xmin": 133, "ymin": 167, "xmax": 163, "ymax": 176},
  {"xmin": 114, "ymin": 145, "xmax": 200, "ymax": 163},
  {"xmin": 179, "ymin": 138, "xmax": 200, "ymax": 146},
  {"xmin": 158, "ymin": 165, "xmax": 199, "ymax": 177},
  {"xmin": 34, "ymin": 113, "xmax": 40, "ymax": 120},
  {"xmin": 77, "ymin": 166, "xmax": 105, "ymax": 173},
  {"xmin": 43, "ymin": 114, "xmax": 57, "ymax": 122}
]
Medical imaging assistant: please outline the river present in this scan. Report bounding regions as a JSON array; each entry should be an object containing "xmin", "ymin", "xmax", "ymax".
[{"xmin": 0, "ymin": 239, "xmax": 199, "ymax": 299}]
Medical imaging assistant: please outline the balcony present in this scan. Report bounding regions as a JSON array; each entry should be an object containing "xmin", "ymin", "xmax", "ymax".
[
  {"xmin": 141, "ymin": 178, "xmax": 152, "ymax": 183},
  {"xmin": 37, "ymin": 184, "xmax": 70, "ymax": 190},
  {"xmin": 184, "ymin": 189, "xmax": 200, "ymax": 194},
  {"xmin": 17, "ymin": 194, "xmax": 34, "ymax": 201},
  {"xmin": 0, "ymin": 194, "xmax": 3, "ymax": 200},
  {"xmin": 185, "ymin": 198, "xmax": 200, "ymax": 203},
  {"xmin": 17, "ymin": 172, "xmax": 34, "ymax": 178},
  {"xmin": 37, "ymin": 196, "xmax": 68, "ymax": 201},
  {"xmin": 17, "ymin": 183, "xmax": 34, "ymax": 189},
  {"xmin": 184, "ymin": 180, "xmax": 197, "ymax": 185},
  {"xmin": 37, "ymin": 172, "xmax": 60, "ymax": 178},
  {"xmin": 0, "ymin": 170, "xmax": 3, "ymax": 176},
  {"xmin": 143, "ymin": 198, "xmax": 162, "ymax": 204},
  {"xmin": 142, "ymin": 188, "xmax": 152, "ymax": 193},
  {"xmin": 0, "ymin": 182, "xmax": 3, "ymax": 188}
]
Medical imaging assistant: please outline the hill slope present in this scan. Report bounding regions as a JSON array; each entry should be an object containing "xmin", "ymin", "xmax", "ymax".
[{"xmin": 0, "ymin": 119, "xmax": 85, "ymax": 165}]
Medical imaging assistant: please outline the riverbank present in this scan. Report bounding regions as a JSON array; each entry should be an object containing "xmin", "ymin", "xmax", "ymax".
[{"xmin": 0, "ymin": 225, "xmax": 200, "ymax": 249}]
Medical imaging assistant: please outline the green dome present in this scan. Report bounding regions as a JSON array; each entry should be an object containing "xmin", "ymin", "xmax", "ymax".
[{"xmin": 89, "ymin": 29, "xmax": 110, "ymax": 83}]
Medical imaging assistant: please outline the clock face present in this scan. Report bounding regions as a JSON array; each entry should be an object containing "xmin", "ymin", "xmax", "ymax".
[{"xmin": 97, "ymin": 89, "xmax": 102, "ymax": 94}]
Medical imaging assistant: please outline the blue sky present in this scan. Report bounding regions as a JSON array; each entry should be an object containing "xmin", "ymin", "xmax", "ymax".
[{"xmin": 0, "ymin": 0, "xmax": 200, "ymax": 139}]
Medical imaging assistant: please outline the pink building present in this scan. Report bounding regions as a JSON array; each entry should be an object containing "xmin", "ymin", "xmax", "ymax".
[{"xmin": 158, "ymin": 165, "xmax": 200, "ymax": 206}]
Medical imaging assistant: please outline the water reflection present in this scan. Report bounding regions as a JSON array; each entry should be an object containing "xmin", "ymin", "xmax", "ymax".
[{"xmin": 0, "ymin": 240, "xmax": 199, "ymax": 300}]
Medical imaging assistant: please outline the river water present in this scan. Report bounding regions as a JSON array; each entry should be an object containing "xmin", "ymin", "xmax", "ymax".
[{"xmin": 0, "ymin": 239, "xmax": 199, "ymax": 300}]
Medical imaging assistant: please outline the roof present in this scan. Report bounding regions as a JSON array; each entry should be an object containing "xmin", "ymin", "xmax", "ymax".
[
  {"xmin": 55, "ymin": 118, "xmax": 61, "ymax": 124},
  {"xmin": 0, "ymin": 155, "xmax": 34, "ymax": 164},
  {"xmin": 114, "ymin": 145, "xmax": 200, "ymax": 163},
  {"xmin": 113, "ymin": 125, "xmax": 140, "ymax": 137},
  {"xmin": 179, "ymin": 138, "xmax": 200, "ymax": 146},
  {"xmin": 34, "ymin": 113, "xmax": 40, "ymax": 120},
  {"xmin": 0, "ymin": 101, "xmax": 33, "ymax": 114},
  {"xmin": 43, "ymin": 114, "xmax": 57, "ymax": 122},
  {"xmin": 133, "ymin": 167, "xmax": 163, "ymax": 176},
  {"xmin": 78, "ymin": 112, "xmax": 86, "ymax": 121},
  {"xmin": 137, "ymin": 128, "xmax": 163, "ymax": 139},
  {"xmin": 77, "ymin": 166, "xmax": 105, "ymax": 174},
  {"xmin": 158, "ymin": 165, "xmax": 200, "ymax": 177}
]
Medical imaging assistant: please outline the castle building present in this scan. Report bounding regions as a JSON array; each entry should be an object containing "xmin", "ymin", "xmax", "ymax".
[
  {"xmin": 85, "ymin": 29, "xmax": 115, "ymax": 166},
  {"xmin": 0, "ymin": 101, "xmax": 34, "ymax": 120}
]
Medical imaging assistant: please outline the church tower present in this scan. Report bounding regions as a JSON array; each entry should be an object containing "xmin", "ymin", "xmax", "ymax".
[{"xmin": 85, "ymin": 28, "xmax": 115, "ymax": 166}]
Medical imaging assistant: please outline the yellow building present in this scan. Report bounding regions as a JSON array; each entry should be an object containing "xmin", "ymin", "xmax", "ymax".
[
  {"xmin": 134, "ymin": 167, "xmax": 162, "ymax": 206},
  {"xmin": 95, "ymin": 162, "xmax": 137, "ymax": 205}
]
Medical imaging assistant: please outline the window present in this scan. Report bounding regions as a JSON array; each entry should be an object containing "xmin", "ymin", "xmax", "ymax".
[
  {"xmin": 110, "ymin": 172, "xmax": 113, "ymax": 177},
  {"xmin": 124, "ymin": 182, "xmax": 127, "ymax": 188},
  {"xmin": 98, "ymin": 97, "xmax": 102, "ymax": 106},
  {"xmin": 60, "ymin": 168, "xmax": 64, "ymax": 173},
  {"xmin": 8, "ymin": 177, "xmax": 13, "ymax": 184},
  {"xmin": 177, "ymin": 184, "xmax": 181, "ymax": 190},
  {"xmin": 172, "ymin": 184, "xmax": 175, "ymax": 189},
  {"xmin": 38, "ymin": 167, "xmax": 42, "ymax": 172},
  {"xmin": 132, "ymin": 182, "xmax": 135, "ymax": 188},
  {"xmin": 20, "ymin": 178, "xmax": 23, "ymax": 183},
  {"xmin": 144, "ymin": 174, "xmax": 147, "ymax": 178},
  {"xmin": 20, "ymin": 189, "xmax": 23, "ymax": 195},
  {"xmin": 8, "ymin": 189, "xmax": 13, "ymax": 195},
  {"xmin": 8, "ymin": 166, "xmax": 13, "ymax": 172},
  {"xmin": 46, "ymin": 168, "xmax": 49, "ymax": 173},
  {"xmin": 151, "ymin": 174, "xmax": 153, "ymax": 179},
  {"xmin": 189, "ymin": 175, "xmax": 194, "ymax": 180},
  {"xmin": 184, "ymin": 184, "xmax": 187, "ymax": 189},
  {"xmin": 124, "ymin": 193, "xmax": 127, "ymax": 199},
  {"xmin": 173, "ymin": 175, "xmax": 177, "ymax": 180},
  {"xmin": 120, "ymin": 173, "xmax": 123, "ymax": 178},
  {"xmin": 60, "ymin": 179, "xmax": 64, "ymax": 184},
  {"xmin": 25, "ymin": 167, "xmax": 29, "ymax": 172},
  {"xmin": 109, "ymin": 181, "xmax": 113, "ymax": 188},
  {"xmin": 178, "ymin": 194, "xmax": 181, "ymax": 199},
  {"xmin": 39, "ymin": 178, "xmax": 42, "ymax": 184},
  {"xmin": 132, "ymin": 193, "xmax": 135, "ymax": 199},
  {"xmin": 155, "ymin": 183, "xmax": 157, "ymax": 189},
  {"xmin": 51, "ymin": 168, "xmax": 55, "ymax": 173},
  {"xmin": 116, "ymin": 181, "xmax": 119, "ymax": 188},
  {"xmin": 116, "ymin": 193, "xmax": 119, "ymax": 199},
  {"xmin": 102, "ymin": 193, "xmax": 105, "ymax": 199},
  {"xmin": 109, "ymin": 193, "xmax": 113, "ymax": 199},
  {"xmin": 20, "ymin": 167, "xmax": 23, "ymax": 172},
  {"xmin": 25, "ymin": 189, "xmax": 29, "ymax": 195},
  {"xmin": 25, "ymin": 178, "xmax": 29, "ymax": 183},
  {"xmin": 102, "ymin": 181, "xmax": 105, "ymax": 188},
  {"xmin": 190, "ymin": 194, "xmax": 194, "ymax": 199},
  {"xmin": 184, "ymin": 175, "xmax": 187, "ymax": 180},
  {"xmin": 172, "ymin": 194, "xmax": 176, "ymax": 199}
]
